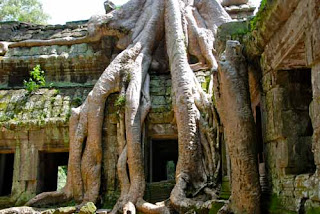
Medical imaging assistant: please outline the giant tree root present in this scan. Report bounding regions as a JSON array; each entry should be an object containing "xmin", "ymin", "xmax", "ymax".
[
  {"xmin": 214, "ymin": 40, "xmax": 261, "ymax": 214},
  {"xmin": 26, "ymin": 0, "xmax": 232, "ymax": 213}
]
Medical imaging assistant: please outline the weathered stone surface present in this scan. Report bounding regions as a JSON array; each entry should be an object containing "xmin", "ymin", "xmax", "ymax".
[
  {"xmin": 148, "ymin": 124, "xmax": 177, "ymax": 138},
  {"xmin": 41, "ymin": 209, "xmax": 56, "ymax": 214},
  {"xmin": 53, "ymin": 206, "xmax": 76, "ymax": 214},
  {"xmin": 214, "ymin": 0, "xmax": 320, "ymax": 212},
  {"xmin": 220, "ymin": 0, "xmax": 248, "ymax": 7},
  {"xmin": 104, "ymin": 0, "xmax": 116, "ymax": 13},
  {"xmin": 0, "ymin": 0, "xmax": 318, "ymax": 212},
  {"xmin": 0, "ymin": 21, "xmax": 88, "ymax": 42},
  {"xmin": 79, "ymin": 202, "xmax": 97, "ymax": 214}
]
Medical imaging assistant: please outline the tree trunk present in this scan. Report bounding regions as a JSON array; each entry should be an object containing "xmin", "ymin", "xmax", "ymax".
[
  {"xmin": 24, "ymin": 0, "xmax": 242, "ymax": 213},
  {"xmin": 213, "ymin": 40, "xmax": 261, "ymax": 214}
]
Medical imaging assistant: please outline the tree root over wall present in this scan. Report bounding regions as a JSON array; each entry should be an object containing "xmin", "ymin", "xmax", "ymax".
[{"xmin": 22, "ymin": 0, "xmax": 257, "ymax": 213}]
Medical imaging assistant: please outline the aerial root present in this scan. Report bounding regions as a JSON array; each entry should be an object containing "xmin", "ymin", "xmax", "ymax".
[
  {"xmin": 124, "ymin": 201, "xmax": 136, "ymax": 214},
  {"xmin": 136, "ymin": 198, "xmax": 171, "ymax": 214},
  {"xmin": 25, "ymin": 191, "xmax": 68, "ymax": 207}
]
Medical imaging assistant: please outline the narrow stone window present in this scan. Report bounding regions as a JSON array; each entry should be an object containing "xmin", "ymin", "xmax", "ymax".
[{"xmin": 0, "ymin": 153, "xmax": 14, "ymax": 196}]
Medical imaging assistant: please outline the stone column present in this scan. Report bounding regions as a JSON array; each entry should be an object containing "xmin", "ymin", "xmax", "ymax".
[
  {"xmin": 11, "ymin": 132, "xmax": 39, "ymax": 206},
  {"xmin": 310, "ymin": 62, "xmax": 320, "ymax": 171}
]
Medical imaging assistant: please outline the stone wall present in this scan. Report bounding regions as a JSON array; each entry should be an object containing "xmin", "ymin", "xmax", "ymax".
[
  {"xmin": 0, "ymin": 21, "xmax": 88, "ymax": 42},
  {"xmin": 256, "ymin": 0, "xmax": 320, "ymax": 212},
  {"xmin": 0, "ymin": 20, "xmax": 120, "ymax": 206},
  {"xmin": 0, "ymin": 75, "xmax": 180, "ymax": 207},
  {"xmin": 0, "ymin": 88, "xmax": 90, "ymax": 207},
  {"xmin": 216, "ymin": 0, "xmax": 320, "ymax": 212}
]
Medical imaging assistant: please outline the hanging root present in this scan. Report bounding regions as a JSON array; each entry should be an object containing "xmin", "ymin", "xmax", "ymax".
[
  {"xmin": 136, "ymin": 199, "xmax": 171, "ymax": 214},
  {"xmin": 164, "ymin": 0, "xmax": 230, "ymax": 212},
  {"xmin": 26, "ymin": 43, "xmax": 143, "ymax": 207},
  {"xmin": 26, "ymin": 0, "xmax": 232, "ymax": 212},
  {"xmin": 25, "ymin": 191, "xmax": 68, "ymax": 207},
  {"xmin": 124, "ymin": 202, "xmax": 136, "ymax": 214}
]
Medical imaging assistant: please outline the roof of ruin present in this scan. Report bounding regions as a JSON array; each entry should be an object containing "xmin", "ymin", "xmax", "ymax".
[{"xmin": 0, "ymin": 20, "xmax": 88, "ymax": 42}]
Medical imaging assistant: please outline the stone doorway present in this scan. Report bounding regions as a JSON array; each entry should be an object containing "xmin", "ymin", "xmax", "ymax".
[
  {"xmin": 286, "ymin": 69, "xmax": 315, "ymax": 174},
  {"xmin": 0, "ymin": 153, "xmax": 14, "ymax": 196},
  {"xmin": 145, "ymin": 139, "xmax": 178, "ymax": 202},
  {"xmin": 273, "ymin": 69, "xmax": 316, "ymax": 175},
  {"xmin": 37, "ymin": 152, "xmax": 69, "ymax": 194},
  {"xmin": 149, "ymin": 139, "xmax": 178, "ymax": 182}
]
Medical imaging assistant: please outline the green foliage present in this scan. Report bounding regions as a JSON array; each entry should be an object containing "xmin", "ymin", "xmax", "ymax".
[
  {"xmin": 57, "ymin": 166, "xmax": 67, "ymax": 191},
  {"xmin": 249, "ymin": 0, "xmax": 269, "ymax": 30},
  {"xmin": 267, "ymin": 195, "xmax": 296, "ymax": 214},
  {"xmin": 209, "ymin": 202, "xmax": 224, "ymax": 214},
  {"xmin": 102, "ymin": 191, "xmax": 120, "ymax": 209},
  {"xmin": 24, "ymin": 65, "xmax": 46, "ymax": 93},
  {"xmin": 115, "ymin": 94, "xmax": 126, "ymax": 108},
  {"xmin": 201, "ymin": 75, "xmax": 211, "ymax": 92},
  {"xmin": 71, "ymin": 97, "xmax": 83, "ymax": 107},
  {"xmin": 307, "ymin": 207, "xmax": 320, "ymax": 214},
  {"xmin": 0, "ymin": 0, "xmax": 50, "ymax": 24}
]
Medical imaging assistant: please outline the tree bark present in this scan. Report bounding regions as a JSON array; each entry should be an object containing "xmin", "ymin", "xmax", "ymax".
[
  {"xmin": 24, "ymin": 0, "xmax": 240, "ymax": 213},
  {"xmin": 213, "ymin": 40, "xmax": 261, "ymax": 214}
]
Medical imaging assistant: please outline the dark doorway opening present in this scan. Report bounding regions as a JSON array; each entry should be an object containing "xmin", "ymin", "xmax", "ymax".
[
  {"xmin": 256, "ymin": 106, "xmax": 264, "ymax": 164},
  {"xmin": 149, "ymin": 140, "xmax": 178, "ymax": 182},
  {"xmin": 276, "ymin": 69, "xmax": 315, "ymax": 174},
  {"xmin": 37, "ymin": 152, "xmax": 69, "ymax": 194},
  {"xmin": 255, "ymin": 106, "xmax": 269, "ymax": 194},
  {"xmin": 0, "ymin": 153, "xmax": 14, "ymax": 196}
]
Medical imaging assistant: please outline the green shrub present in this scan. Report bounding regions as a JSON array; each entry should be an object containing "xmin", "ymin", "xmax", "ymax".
[
  {"xmin": 24, "ymin": 65, "xmax": 46, "ymax": 93},
  {"xmin": 115, "ymin": 94, "xmax": 126, "ymax": 108}
]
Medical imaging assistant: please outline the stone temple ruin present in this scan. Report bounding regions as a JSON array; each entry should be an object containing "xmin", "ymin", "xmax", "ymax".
[{"xmin": 0, "ymin": 0, "xmax": 319, "ymax": 213}]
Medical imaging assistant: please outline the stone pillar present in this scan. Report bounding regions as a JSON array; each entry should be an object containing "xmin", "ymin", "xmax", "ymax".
[
  {"xmin": 11, "ymin": 133, "xmax": 39, "ymax": 205},
  {"xmin": 310, "ymin": 62, "xmax": 320, "ymax": 171}
]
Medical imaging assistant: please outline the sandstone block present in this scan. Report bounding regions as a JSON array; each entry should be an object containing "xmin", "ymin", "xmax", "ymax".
[
  {"xmin": 79, "ymin": 202, "xmax": 97, "ymax": 214},
  {"xmin": 53, "ymin": 207, "xmax": 77, "ymax": 214}
]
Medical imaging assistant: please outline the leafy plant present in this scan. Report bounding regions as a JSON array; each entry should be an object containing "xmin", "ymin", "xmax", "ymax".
[
  {"xmin": 24, "ymin": 64, "xmax": 46, "ymax": 93},
  {"xmin": 115, "ymin": 94, "xmax": 126, "ymax": 108}
]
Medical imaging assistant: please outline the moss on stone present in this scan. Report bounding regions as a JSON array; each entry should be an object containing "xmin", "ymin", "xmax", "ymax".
[
  {"xmin": 115, "ymin": 94, "xmax": 126, "ymax": 108},
  {"xmin": 53, "ymin": 206, "xmax": 76, "ymax": 214},
  {"xmin": 249, "ymin": 0, "xmax": 269, "ymax": 31},
  {"xmin": 0, "ymin": 89, "xmax": 77, "ymax": 128},
  {"xmin": 46, "ymin": 82, "xmax": 95, "ymax": 88},
  {"xmin": 79, "ymin": 202, "xmax": 97, "ymax": 214},
  {"xmin": 219, "ymin": 177, "xmax": 231, "ymax": 200},
  {"xmin": 216, "ymin": 21, "xmax": 249, "ymax": 55},
  {"xmin": 0, "ymin": 196, "xmax": 14, "ymax": 209},
  {"xmin": 209, "ymin": 202, "xmax": 224, "ymax": 214},
  {"xmin": 218, "ymin": 21, "xmax": 249, "ymax": 41},
  {"xmin": 41, "ymin": 209, "xmax": 56, "ymax": 214},
  {"xmin": 102, "ymin": 191, "xmax": 120, "ymax": 209},
  {"xmin": 307, "ymin": 207, "xmax": 320, "ymax": 214},
  {"xmin": 71, "ymin": 96, "xmax": 83, "ymax": 107},
  {"xmin": 201, "ymin": 75, "xmax": 211, "ymax": 92},
  {"xmin": 15, "ymin": 191, "xmax": 36, "ymax": 206},
  {"xmin": 267, "ymin": 195, "xmax": 296, "ymax": 214}
]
